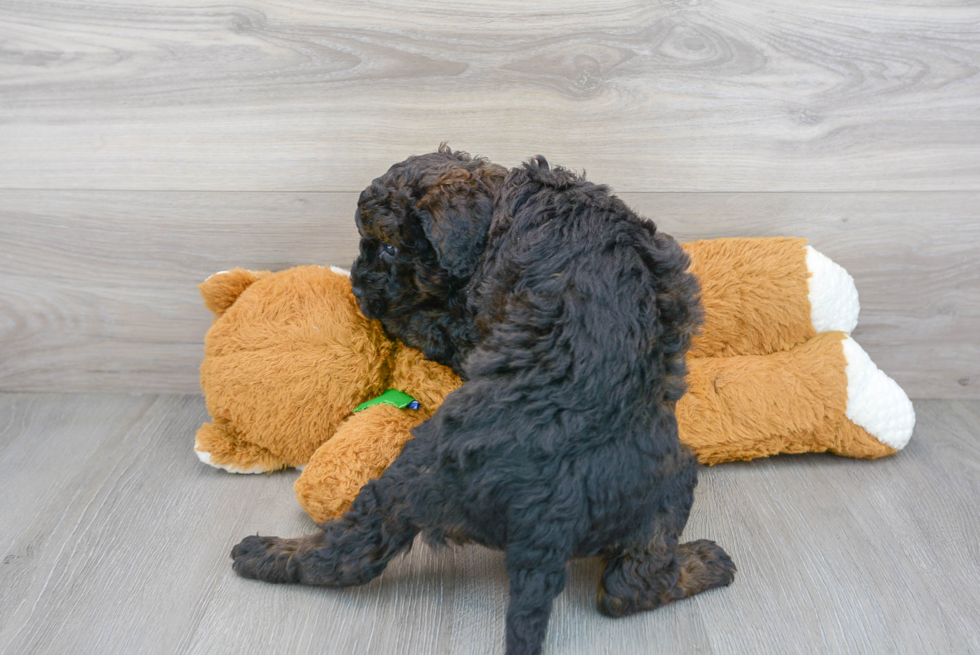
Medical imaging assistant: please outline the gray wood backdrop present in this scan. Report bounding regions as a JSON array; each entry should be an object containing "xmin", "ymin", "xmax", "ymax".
[{"xmin": 1, "ymin": 0, "xmax": 978, "ymax": 397}]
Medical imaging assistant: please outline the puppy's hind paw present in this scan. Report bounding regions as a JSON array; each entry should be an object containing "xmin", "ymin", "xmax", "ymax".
[
  {"xmin": 231, "ymin": 534, "xmax": 300, "ymax": 583},
  {"xmin": 679, "ymin": 539, "xmax": 736, "ymax": 591}
]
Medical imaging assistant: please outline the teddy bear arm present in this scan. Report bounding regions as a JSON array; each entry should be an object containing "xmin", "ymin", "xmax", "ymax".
[
  {"xmin": 389, "ymin": 345, "xmax": 464, "ymax": 411},
  {"xmin": 194, "ymin": 419, "xmax": 291, "ymax": 473},
  {"xmin": 294, "ymin": 404, "xmax": 433, "ymax": 523}
]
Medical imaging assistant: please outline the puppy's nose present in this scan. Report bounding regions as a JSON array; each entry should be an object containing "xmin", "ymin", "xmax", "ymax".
[{"xmin": 351, "ymin": 286, "xmax": 364, "ymax": 298}]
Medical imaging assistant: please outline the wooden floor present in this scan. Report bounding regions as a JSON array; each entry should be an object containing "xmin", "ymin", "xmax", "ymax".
[{"xmin": 1, "ymin": 393, "xmax": 978, "ymax": 655}]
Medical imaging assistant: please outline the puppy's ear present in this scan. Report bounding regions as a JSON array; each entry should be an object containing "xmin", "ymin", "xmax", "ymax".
[{"xmin": 416, "ymin": 168, "xmax": 496, "ymax": 279}]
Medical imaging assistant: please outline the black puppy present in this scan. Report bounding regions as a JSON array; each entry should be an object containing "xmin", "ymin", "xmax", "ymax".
[{"xmin": 232, "ymin": 146, "xmax": 735, "ymax": 655}]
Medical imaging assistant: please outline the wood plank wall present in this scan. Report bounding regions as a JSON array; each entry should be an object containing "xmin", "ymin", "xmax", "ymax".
[{"xmin": 1, "ymin": 0, "xmax": 978, "ymax": 397}]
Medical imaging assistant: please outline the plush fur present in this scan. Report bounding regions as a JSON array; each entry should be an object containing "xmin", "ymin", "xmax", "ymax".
[
  {"xmin": 685, "ymin": 236, "xmax": 815, "ymax": 358},
  {"xmin": 681, "ymin": 330, "xmax": 898, "ymax": 463},
  {"xmin": 195, "ymin": 236, "xmax": 909, "ymax": 489},
  {"xmin": 231, "ymin": 147, "xmax": 736, "ymax": 655},
  {"xmin": 196, "ymin": 266, "xmax": 461, "ymax": 473},
  {"xmin": 196, "ymin": 267, "xmax": 396, "ymax": 470}
]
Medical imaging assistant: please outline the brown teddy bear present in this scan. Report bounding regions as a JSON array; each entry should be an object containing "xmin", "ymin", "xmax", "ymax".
[{"xmin": 194, "ymin": 238, "xmax": 914, "ymax": 523}]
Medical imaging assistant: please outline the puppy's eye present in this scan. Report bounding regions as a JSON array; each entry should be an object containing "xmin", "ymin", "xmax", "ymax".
[{"xmin": 383, "ymin": 243, "xmax": 397, "ymax": 256}]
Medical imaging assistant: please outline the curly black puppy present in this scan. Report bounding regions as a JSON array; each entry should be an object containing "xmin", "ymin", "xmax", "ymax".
[{"xmin": 232, "ymin": 146, "xmax": 736, "ymax": 655}]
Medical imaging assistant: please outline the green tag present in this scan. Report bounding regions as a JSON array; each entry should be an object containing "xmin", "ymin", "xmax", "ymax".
[{"xmin": 354, "ymin": 389, "xmax": 420, "ymax": 412}]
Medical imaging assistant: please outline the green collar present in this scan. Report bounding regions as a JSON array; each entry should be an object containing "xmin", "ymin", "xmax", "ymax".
[{"xmin": 354, "ymin": 389, "xmax": 420, "ymax": 412}]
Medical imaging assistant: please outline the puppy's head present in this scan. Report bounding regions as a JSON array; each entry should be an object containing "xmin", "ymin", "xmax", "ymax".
[{"xmin": 350, "ymin": 145, "xmax": 506, "ymax": 323}]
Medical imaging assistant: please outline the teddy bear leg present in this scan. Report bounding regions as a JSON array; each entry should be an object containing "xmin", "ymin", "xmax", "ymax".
[
  {"xmin": 683, "ymin": 238, "xmax": 859, "ymax": 357},
  {"xmin": 195, "ymin": 421, "xmax": 291, "ymax": 473},
  {"xmin": 678, "ymin": 332, "xmax": 912, "ymax": 464}
]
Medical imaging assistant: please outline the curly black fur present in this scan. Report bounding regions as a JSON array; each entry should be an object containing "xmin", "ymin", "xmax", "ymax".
[
  {"xmin": 232, "ymin": 146, "xmax": 736, "ymax": 655},
  {"xmin": 349, "ymin": 145, "xmax": 507, "ymax": 372}
]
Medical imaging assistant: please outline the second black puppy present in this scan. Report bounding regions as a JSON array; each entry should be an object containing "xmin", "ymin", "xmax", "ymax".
[{"xmin": 232, "ymin": 146, "xmax": 736, "ymax": 655}]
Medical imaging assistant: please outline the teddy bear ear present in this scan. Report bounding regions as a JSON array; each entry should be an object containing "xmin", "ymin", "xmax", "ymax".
[{"xmin": 198, "ymin": 268, "xmax": 270, "ymax": 316}]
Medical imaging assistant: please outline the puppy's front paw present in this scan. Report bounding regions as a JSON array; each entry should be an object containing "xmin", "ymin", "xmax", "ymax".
[{"xmin": 231, "ymin": 534, "xmax": 299, "ymax": 583}]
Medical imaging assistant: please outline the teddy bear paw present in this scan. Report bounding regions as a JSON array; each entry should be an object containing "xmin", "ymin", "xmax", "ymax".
[
  {"xmin": 805, "ymin": 246, "xmax": 860, "ymax": 334},
  {"xmin": 842, "ymin": 336, "xmax": 915, "ymax": 451},
  {"xmin": 195, "ymin": 448, "xmax": 270, "ymax": 474}
]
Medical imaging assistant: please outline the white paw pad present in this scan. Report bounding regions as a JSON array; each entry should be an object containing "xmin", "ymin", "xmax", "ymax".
[
  {"xmin": 805, "ymin": 246, "xmax": 860, "ymax": 334},
  {"xmin": 195, "ymin": 448, "xmax": 269, "ymax": 474},
  {"xmin": 842, "ymin": 337, "xmax": 915, "ymax": 450}
]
